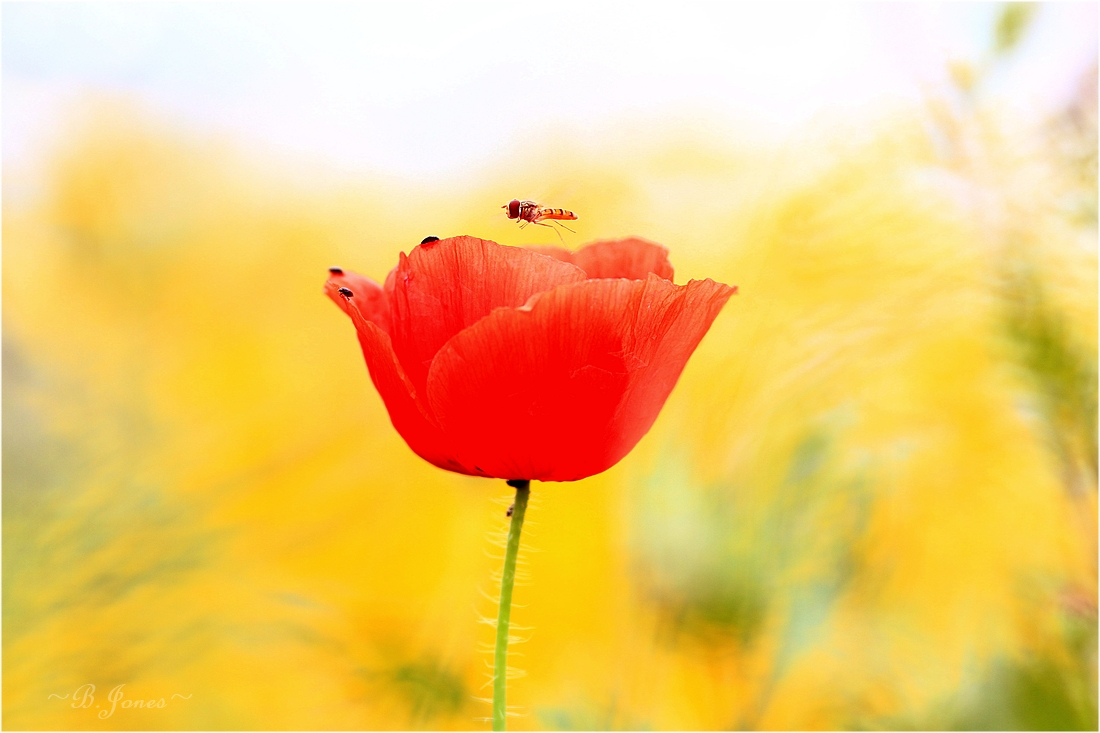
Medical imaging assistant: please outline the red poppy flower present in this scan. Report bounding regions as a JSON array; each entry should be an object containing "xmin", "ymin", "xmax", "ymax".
[{"xmin": 325, "ymin": 236, "xmax": 735, "ymax": 482}]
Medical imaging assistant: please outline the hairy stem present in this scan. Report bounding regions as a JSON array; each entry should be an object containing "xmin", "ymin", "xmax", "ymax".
[{"xmin": 493, "ymin": 479, "xmax": 530, "ymax": 731}]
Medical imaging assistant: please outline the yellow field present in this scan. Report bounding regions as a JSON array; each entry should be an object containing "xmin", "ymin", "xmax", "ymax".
[{"xmin": 4, "ymin": 74, "xmax": 1096, "ymax": 730}]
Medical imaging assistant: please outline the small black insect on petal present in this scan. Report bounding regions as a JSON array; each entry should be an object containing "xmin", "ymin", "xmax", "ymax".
[
  {"xmin": 328, "ymin": 266, "xmax": 344, "ymax": 274},
  {"xmin": 337, "ymin": 287, "xmax": 354, "ymax": 298},
  {"xmin": 420, "ymin": 236, "xmax": 441, "ymax": 244},
  {"xmin": 506, "ymin": 503, "xmax": 514, "ymax": 517}
]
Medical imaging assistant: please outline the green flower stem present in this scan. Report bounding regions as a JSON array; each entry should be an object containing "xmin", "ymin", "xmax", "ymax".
[{"xmin": 493, "ymin": 479, "xmax": 530, "ymax": 732}]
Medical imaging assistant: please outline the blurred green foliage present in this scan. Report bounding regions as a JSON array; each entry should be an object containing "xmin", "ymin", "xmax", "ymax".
[
  {"xmin": 1002, "ymin": 260, "xmax": 1098, "ymax": 491},
  {"xmin": 382, "ymin": 657, "xmax": 468, "ymax": 725},
  {"xmin": 630, "ymin": 428, "xmax": 872, "ymax": 727},
  {"xmin": 537, "ymin": 697, "xmax": 651, "ymax": 732},
  {"xmin": 993, "ymin": 3, "xmax": 1039, "ymax": 56}
]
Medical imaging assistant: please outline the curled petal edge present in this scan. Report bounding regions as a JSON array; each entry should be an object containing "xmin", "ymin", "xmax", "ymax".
[
  {"xmin": 325, "ymin": 278, "xmax": 475, "ymax": 476},
  {"xmin": 324, "ymin": 270, "xmax": 391, "ymax": 333}
]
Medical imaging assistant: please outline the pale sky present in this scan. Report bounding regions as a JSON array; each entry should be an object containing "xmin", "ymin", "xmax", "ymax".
[{"xmin": 4, "ymin": 2, "xmax": 1097, "ymax": 178}]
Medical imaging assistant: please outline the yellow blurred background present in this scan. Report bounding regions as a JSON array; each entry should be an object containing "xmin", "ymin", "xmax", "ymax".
[{"xmin": 4, "ymin": 3, "xmax": 1097, "ymax": 730}]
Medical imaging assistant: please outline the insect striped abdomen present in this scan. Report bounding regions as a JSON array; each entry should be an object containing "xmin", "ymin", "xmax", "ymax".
[{"xmin": 539, "ymin": 208, "xmax": 578, "ymax": 220}]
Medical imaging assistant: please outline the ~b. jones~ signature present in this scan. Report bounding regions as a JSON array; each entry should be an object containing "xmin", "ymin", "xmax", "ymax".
[{"xmin": 48, "ymin": 684, "xmax": 192, "ymax": 719}]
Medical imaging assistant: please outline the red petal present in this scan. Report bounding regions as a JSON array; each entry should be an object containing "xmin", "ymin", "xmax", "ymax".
[
  {"xmin": 527, "ymin": 237, "xmax": 675, "ymax": 281},
  {"xmin": 388, "ymin": 236, "xmax": 586, "ymax": 395},
  {"xmin": 425, "ymin": 274, "xmax": 736, "ymax": 481},
  {"xmin": 324, "ymin": 270, "xmax": 391, "ymax": 333},
  {"xmin": 325, "ymin": 272, "xmax": 471, "ymax": 475}
]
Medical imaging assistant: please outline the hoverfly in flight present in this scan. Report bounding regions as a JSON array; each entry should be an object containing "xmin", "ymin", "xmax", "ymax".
[{"xmin": 502, "ymin": 199, "xmax": 578, "ymax": 240}]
